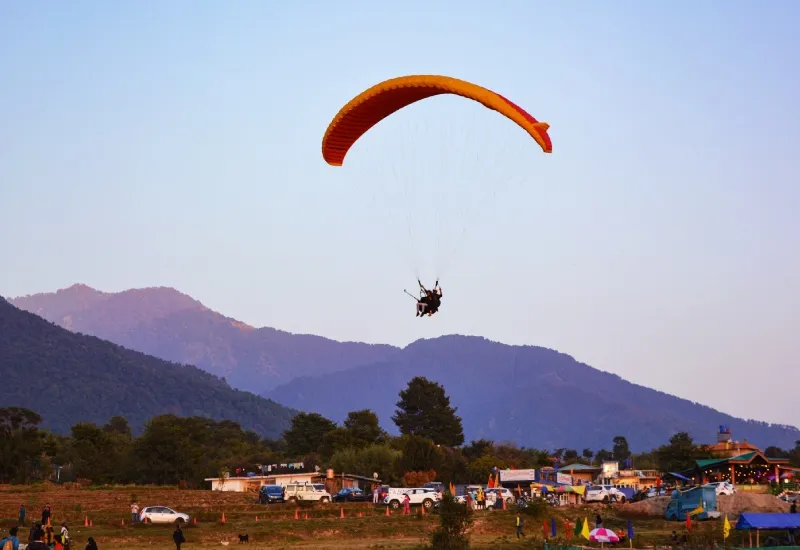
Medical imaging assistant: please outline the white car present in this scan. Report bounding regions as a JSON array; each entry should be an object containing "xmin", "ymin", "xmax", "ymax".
[
  {"xmin": 485, "ymin": 487, "xmax": 515, "ymax": 505},
  {"xmin": 139, "ymin": 506, "xmax": 190, "ymax": 524},
  {"xmin": 585, "ymin": 485, "xmax": 627, "ymax": 503},
  {"xmin": 707, "ymin": 481, "xmax": 736, "ymax": 496},
  {"xmin": 384, "ymin": 488, "xmax": 440, "ymax": 510},
  {"xmin": 284, "ymin": 482, "xmax": 332, "ymax": 503}
]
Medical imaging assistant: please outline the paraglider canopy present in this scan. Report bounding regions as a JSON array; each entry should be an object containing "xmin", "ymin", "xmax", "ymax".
[{"xmin": 322, "ymin": 74, "xmax": 552, "ymax": 167}]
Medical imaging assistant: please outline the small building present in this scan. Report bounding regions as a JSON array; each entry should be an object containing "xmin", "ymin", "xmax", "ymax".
[
  {"xmin": 556, "ymin": 463, "xmax": 602, "ymax": 485},
  {"xmin": 205, "ymin": 472, "xmax": 382, "ymax": 494},
  {"xmin": 707, "ymin": 425, "xmax": 763, "ymax": 458},
  {"xmin": 692, "ymin": 451, "xmax": 790, "ymax": 486},
  {"xmin": 205, "ymin": 472, "xmax": 321, "ymax": 492}
]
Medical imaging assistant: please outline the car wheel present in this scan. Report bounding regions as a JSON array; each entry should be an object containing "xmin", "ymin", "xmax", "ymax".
[
  {"xmin": 619, "ymin": 496, "xmax": 626, "ymax": 504},
  {"xmin": 390, "ymin": 500, "xmax": 400, "ymax": 509},
  {"xmin": 602, "ymin": 496, "xmax": 609, "ymax": 504},
  {"xmin": 288, "ymin": 497, "xmax": 297, "ymax": 503},
  {"xmin": 175, "ymin": 518, "xmax": 185, "ymax": 524},
  {"xmin": 423, "ymin": 499, "xmax": 433, "ymax": 509},
  {"xmin": 320, "ymin": 497, "xmax": 330, "ymax": 504}
]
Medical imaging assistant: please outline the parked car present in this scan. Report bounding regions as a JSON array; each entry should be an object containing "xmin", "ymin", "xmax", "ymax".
[
  {"xmin": 259, "ymin": 484, "xmax": 285, "ymax": 504},
  {"xmin": 332, "ymin": 488, "xmax": 371, "ymax": 503},
  {"xmin": 139, "ymin": 506, "xmax": 190, "ymax": 524},
  {"xmin": 384, "ymin": 488, "xmax": 440, "ymax": 510},
  {"xmin": 585, "ymin": 485, "xmax": 627, "ymax": 503},
  {"xmin": 706, "ymin": 482, "xmax": 735, "ymax": 496},
  {"xmin": 423, "ymin": 482, "xmax": 445, "ymax": 493},
  {"xmin": 484, "ymin": 487, "xmax": 515, "ymax": 505},
  {"xmin": 284, "ymin": 482, "xmax": 332, "ymax": 504}
]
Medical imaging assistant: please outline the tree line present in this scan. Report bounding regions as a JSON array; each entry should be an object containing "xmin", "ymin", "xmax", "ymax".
[{"xmin": 3, "ymin": 376, "xmax": 799, "ymax": 486}]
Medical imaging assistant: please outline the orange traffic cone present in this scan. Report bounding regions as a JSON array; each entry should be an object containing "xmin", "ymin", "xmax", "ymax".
[
  {"xmin": 221, "ymin": 512, "xmax": 226, "ymax": 524},
  {"xmin": 358, "ymin": 511, "xmax": 363, "ymax": 518},
  {"xmin": 89, "ymin": 520, "xmax": 93, "ymax": 527},
  {"xmin": 121, "ymin": 519, "xmax": 125, "ymax": 526},
  {"xmin": 421, "ymin": 505, "xmax": 425, "ymax": 515},
  {"xmin": 84, "ymin": 516, "xmax": 89, "ymax": 527},
  {"xmin": 340, "ymin": 507, "xmax": 345, "ymax": 519},
  {"xmin": 502, "ymin": 498, "xmax": 507, "ymax": 511},
  {"xmin": 294, "ymin": 508, "xmax": 299, "ymax": 520},
  {"xmin": 255, "ymin": 516, "xmax": 259, "ymax": 522},
  {"xmin": 304, "ymin": 512, "xmax": 308, "ymax": 520},
  {"xmin": 385, "ymin": 506, "xmax": 390, "ymax": 517},
  {"xmin": 192, "ymin": 517, "xmax": 197, "ymax": 525}
]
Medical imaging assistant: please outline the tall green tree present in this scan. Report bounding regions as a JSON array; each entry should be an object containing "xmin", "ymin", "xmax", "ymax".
[
  {"xmin": 582, "ymin": 448, "xmax": 594, "ymax": 463},
  {"xmin": 392, "ymin": 377, "xmax": 464, "ymax": 446},
  {"xmin": 655, "ymin": 432, "xmax": 712, "ymax": 473},
  {"xmin": 343, "ymin": 409, "xmax": 387, "ymax": 447},
  {"xmin": 613, "ymin": 436, "xmax": 631, "ymax": 461},
  {"xmin": 398, "ymin": 435, "xmax": 444, "ymax": 473},
  {"xmin": 0, "ymin": 407, "xmax": 44, "ymax": 483},
  {"xmin": 70, "ymin": 422, "xmax": 127, "ymax": 484},
  {"xmin": 283, "ymin": 413, "xmax": 337, "ymax": 456}
]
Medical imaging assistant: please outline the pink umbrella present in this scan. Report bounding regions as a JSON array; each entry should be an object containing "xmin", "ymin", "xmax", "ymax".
[{"xmin": 590, "ymin": 527, "xmax": 620, "ymax": 544}]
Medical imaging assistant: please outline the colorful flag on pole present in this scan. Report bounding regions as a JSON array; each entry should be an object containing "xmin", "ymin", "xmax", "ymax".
[
  {"xmin": 551, "ymin": 517, "xmax": 557, "ymax": 538},
  {"xmin": 723, "ymin": 515, "xmax": 731, "ymax": 540},
  {"xmin": 581, "ymin": 517, "xmax": 591, "ymax": 540},
  {"xmin": 627, "ymin": 520, "xmax": 634, "ymax": 540}
]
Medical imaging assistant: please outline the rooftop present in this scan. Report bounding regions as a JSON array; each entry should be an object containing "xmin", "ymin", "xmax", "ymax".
[{"xmin": 558, "ymin": 463, "xmax": 602, "ymax": 472}]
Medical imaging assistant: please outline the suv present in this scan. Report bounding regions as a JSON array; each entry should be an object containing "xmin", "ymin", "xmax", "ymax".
[
  {"xmin": 385, "ymin": 488, "xmax": 440, "ymax": 510},
  {"xmin": 284, "ymin": 483, "xmax": 332, "ymax": 504},
  {"xmin": 706, "ymin": 481, "xmax": 735, "ymax": 496},
  {"xmin": 585, "ymin": 485, "xmax": 627, "ymax": 503},
  {"xmin": 259, "ymin": 484, "xmax": 285, "ymax": 504}
]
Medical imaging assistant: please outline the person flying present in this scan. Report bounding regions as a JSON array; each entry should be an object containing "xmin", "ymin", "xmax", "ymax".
[{"xmin": 415, "ymin": 280, "xmax": 442, "ymax": 317}]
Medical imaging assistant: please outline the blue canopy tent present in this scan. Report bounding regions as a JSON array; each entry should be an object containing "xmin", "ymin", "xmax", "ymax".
[
  {"xmin": 736, "ymin": 514, "xmax": 800, "ymax": 547},
  {"xmin": 735, "ymin": 514, "xmax": 800, "ymax": 530}
]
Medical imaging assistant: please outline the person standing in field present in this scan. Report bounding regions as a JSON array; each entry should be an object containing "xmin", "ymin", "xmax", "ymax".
[
  {"xmin": 403, "ymin": 493, "xmax": 411, "ymax": 515},
  {"xmin": 515, "ymin": 513, "xmax": 526, "ymax": 539},
  {"xmin": 18, "ymin": 505, "xmax": 25, "ymax": 527},
  {"xmin": 131, "ymin": 501, "xmax": 139, "ymax": 524},
  {"xmin": 172, "ymin": 524, "xmax": 185, "ymax": 550},
  {"xmin": 41, "ymin": 505, "xmax": 51, "ymax": 527}
]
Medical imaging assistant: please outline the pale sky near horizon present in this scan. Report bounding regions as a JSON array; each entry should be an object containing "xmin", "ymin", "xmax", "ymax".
[{"xmin": 2, "ymin": 2, "xmax": 799, "ymax": 429}]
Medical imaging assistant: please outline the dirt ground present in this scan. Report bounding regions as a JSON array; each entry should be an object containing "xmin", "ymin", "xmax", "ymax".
[
  {"xmin": 0, "ymin": 484, "xmax": 792, "ymax": 549},
  {"xmin": 625, "ymin": 492, "xmax": 789, "ymax": 517}
]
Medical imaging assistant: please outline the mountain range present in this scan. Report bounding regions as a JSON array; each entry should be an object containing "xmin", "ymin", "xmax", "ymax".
[
  {"xmin": 0, "ymin": 296, "xmax": 295, "ymax": 438},
  {"xmin": 10, "ymin": 284, "xmax": 800, "ymax": 451}
]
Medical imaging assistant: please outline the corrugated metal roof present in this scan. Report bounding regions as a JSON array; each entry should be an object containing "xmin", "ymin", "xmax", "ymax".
[
  {"xmin": 696, "ymin": 451, "xmax": 759, "ymax": 468},
  {"xmin": 558, "ymin": 463, "xmax": 601, "ymax": 471}
]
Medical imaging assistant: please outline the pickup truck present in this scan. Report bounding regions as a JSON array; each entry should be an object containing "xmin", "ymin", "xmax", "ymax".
[{"xmin": 384, "ymin": 488, "xmax": 440, "ymax": 510}]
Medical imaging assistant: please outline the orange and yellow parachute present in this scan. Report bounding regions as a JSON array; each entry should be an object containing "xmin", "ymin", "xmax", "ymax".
[{"xmin": 321, "ymin": 75, "xmax": 552, "ymax": 166}]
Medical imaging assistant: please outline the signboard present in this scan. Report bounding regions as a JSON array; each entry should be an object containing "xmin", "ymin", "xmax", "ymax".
[
  {"xmin": 499, "ymin": 469, "xmax": 536, "ymax": 482},
  {"xmin": 556, "ymin": 473, "xmax": 573, "ymax": 485}
]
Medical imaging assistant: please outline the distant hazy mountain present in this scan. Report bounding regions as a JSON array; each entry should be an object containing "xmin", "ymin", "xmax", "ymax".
[
  {"xmin": 12, "ymin": 285, "xmax": 799, "ymax": 451},
  {"xmin": 11, "ymin": 284, "xmax": 398, "ymax": 395},
  {"xmin": 266, "ymin": 335, "xmax": 800, "ymax": 451},
  {"xmin": 0, "ymin": 296, "xmax": 295, "ymax": 438}
]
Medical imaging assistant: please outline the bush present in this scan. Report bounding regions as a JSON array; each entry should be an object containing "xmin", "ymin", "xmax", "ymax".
[{"xmin": 428, "ymin": 493, "xmax": 473, "ymax": 550}]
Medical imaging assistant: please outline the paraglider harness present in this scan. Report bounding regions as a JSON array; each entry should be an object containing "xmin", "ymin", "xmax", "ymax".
[{"xmin": 406, "ymin": 280, "xmax": 442, "ymax": 317}]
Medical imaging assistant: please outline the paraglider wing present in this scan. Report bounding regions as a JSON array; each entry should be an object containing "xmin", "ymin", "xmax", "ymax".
[{"xmin": 321, "ymin": 75, "xmax": 552, "ymax": 167}]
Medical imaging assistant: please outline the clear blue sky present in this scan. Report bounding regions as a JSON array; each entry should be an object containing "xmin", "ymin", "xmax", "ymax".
[{"xmin": 2, "ymin": 1, "xmax": 799, "ymax": 428}]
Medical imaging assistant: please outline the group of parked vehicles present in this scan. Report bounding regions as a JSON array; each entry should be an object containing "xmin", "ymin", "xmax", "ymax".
[{"xmin": 252, "ymin": 479, "xmax": 740, "ymax": 514}]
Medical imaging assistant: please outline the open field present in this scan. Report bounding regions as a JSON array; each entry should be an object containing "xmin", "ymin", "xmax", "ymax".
[{"xmin": 0, "ymin": 484, "xmax": 789, "ymax": 549}]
